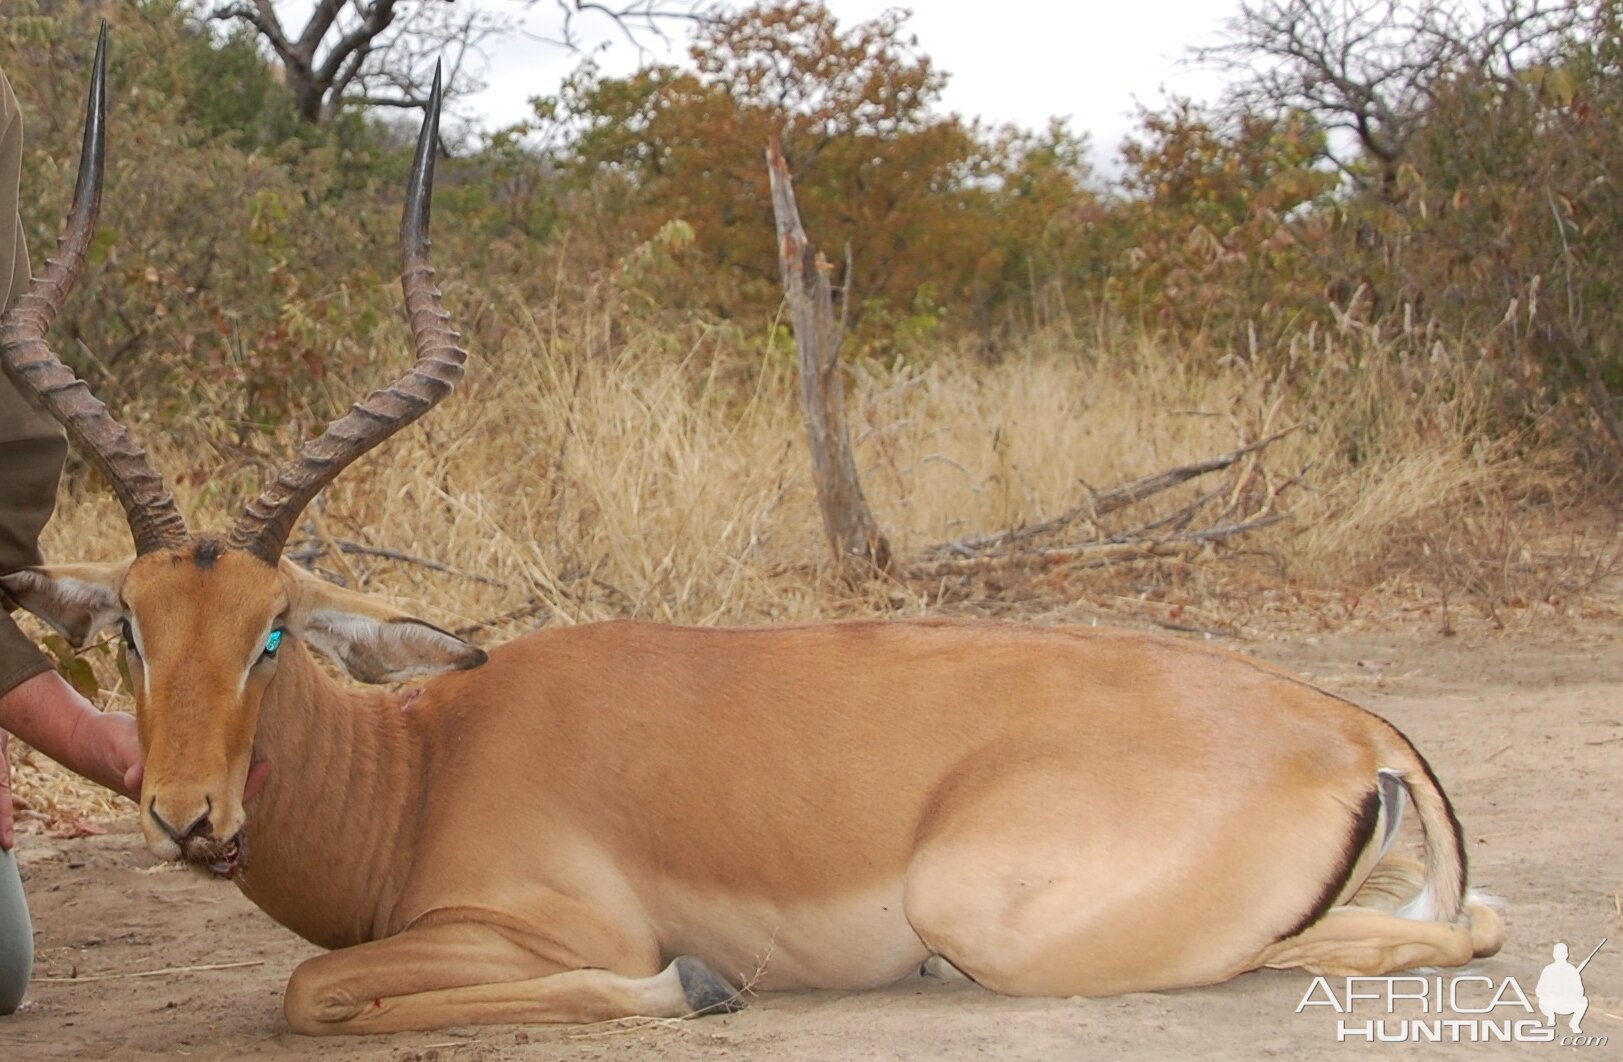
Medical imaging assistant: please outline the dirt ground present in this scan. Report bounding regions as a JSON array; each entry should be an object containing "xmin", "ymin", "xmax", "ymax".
[{"xmin": 1, "ymin": 627, "xmax": 1619, "ymax": 1061}]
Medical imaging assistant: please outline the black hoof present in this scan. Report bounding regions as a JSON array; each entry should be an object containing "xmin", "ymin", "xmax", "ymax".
[{"xmin": 675, "ymin": 955, "xmax": 745, "ymax": 1016}]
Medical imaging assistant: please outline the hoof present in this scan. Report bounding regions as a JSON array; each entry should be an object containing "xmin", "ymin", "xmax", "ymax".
[{"xmin": 675, "ymin": 956, "xmax": 745, "ymax": 1016}]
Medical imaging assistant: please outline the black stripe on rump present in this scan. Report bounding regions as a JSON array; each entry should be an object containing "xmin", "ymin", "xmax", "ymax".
[{"xmin": 1277, "ymin": 788, "xmax": 1382, "ymax": 942}]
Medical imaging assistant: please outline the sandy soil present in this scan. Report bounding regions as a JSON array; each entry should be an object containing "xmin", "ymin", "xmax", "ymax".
[{"xmin": 1, "ymin": 628, "xmax": 1619, "ymax": 1061}]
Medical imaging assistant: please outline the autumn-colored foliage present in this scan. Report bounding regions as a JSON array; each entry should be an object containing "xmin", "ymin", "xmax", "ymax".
[
  {"xmin": 1323, "ymin": 18, "xmax": 1623, "ymax": 468},
  {"xmin": 4, "ymin": 0, "xmax": 402, "ymax": 441},
  {"xmin": 1109, "ymin": 99, "xmax": 1337, "ymax": 340},
  {"xmin": 539, "ymin": 1, "xmax": 1096, "ymax": 345},
  {"xmin": 1, "ymin": 0, "xmax": 1619, "ymax": 484}
]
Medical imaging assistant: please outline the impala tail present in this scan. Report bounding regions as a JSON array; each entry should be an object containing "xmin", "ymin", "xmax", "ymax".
[
  {"xmin": 1389, "ymin": 757, "xmax": 1465, "ymax": 923},
  {"xmin": 1376, "ymin": 725, "xmax": 1502, "ymax": 956}
]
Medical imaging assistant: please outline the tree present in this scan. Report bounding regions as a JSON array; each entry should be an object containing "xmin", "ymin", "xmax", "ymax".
[
  {"xmin": 1382, "ymin": 4, "xmax": 1623, "ymax": 467},
  {"xmin": 1200, "ymin": 0, "xmax": 1588, "ymax": 195},
  {"xmin": 208, "ymin": 0, "xmax": 706, "ymax": 124},
  {"xmin": 1111, "ymin": 96, "xmax": 1337, "ymax": 340},
  {"xmin": 1196, "ymin": 0, "xmax": 1623, "ymax": 470},
  {"xmin": 544, "ymin": 1, "xmax": 1095, "ymax": 338},
  {"xmin": 1, "ymin": 1, "xmax": 404, "ymax": 427}
]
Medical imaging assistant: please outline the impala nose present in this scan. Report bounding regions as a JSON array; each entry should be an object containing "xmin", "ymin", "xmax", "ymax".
[{"xmin": 149, "ymin": 797, "xmax": 213, "ymax": 843}]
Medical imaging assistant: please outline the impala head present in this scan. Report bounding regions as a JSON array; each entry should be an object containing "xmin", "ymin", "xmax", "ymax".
[{"xmin": 0, "ymin": 31, "xmax": 484, "ymax": 871}]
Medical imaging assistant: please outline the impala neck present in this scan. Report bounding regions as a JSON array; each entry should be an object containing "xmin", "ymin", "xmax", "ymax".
[{"xmin": 233, "ymin": 642, "xmax": 422, "ymax": 949}]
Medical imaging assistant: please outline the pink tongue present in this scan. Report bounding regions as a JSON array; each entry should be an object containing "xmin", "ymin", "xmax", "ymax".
[{"xmin": 244, "ymin": 760, "xmax": 274, "ymax": 800}]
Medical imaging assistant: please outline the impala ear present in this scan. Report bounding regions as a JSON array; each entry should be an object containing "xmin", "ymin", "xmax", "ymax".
[
  {"xmin": 282, "ymin": 565, "xmax": 487, "ymax": 684},
  {"xmin": 0, "ymin": 562, "xmax": 129, "ymax": 649}
]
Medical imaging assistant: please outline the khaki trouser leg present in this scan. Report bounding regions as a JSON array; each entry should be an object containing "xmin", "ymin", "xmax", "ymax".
[
  {"xmin": 0, "ymin": 61, "xmax": 48, "ymax": 1018},
  {"xmin": 0, "ymin": 57, "xmax": 66, "ymax": 698}
]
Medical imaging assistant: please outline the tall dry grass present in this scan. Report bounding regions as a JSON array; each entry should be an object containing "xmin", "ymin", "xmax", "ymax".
[{"xmin": 34, "ymin": 294, "xmax": 1607, "ymax": 643}]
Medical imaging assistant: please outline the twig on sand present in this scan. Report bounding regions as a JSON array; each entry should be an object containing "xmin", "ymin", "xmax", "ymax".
[
  {"xmin": 565, "ymin": 1016, "xmax": 690, "ymax": 1040},
  {"xmin": 32, "ymin": 959, "xmax": 265, "ymax": 983}
]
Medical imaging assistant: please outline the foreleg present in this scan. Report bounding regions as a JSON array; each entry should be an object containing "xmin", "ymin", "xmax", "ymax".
[{"xmin": 283, "ymin": 920, "xmax": 740, "ymax": 1035}]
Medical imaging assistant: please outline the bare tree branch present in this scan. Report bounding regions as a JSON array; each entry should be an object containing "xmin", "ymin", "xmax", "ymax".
[
  {"xmin": 551, "ymin": 0, "xmax": 713, "ymax": 55},
  {"xmin": 1196, "ymin": 0, "xmax": 1587, "ymax": 191},
  {"xmin": 207, "ymin": 0, "xmax": 710, "ymax": 124},
  {"xmin": 914, "ymin": 513, "xmax": 1290, "ymax": 578}
]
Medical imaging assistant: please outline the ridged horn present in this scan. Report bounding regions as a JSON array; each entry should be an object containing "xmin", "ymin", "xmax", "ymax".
[
  {"xmin": 227, "ymin": 64, "xmax": 464, "ymax": 563},
  {"xmin": 0, "ymin": 23, "xmax": 190, "ymax": 555}
]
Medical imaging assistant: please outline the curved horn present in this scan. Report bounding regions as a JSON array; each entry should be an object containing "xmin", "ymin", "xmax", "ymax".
[
  {"xmin": 228, "ymin": 64, "xmax": 463, "ymax": 564},
  {"xmin": 0, "ymin": 24, "xmax": 190, "ymax": 555}
]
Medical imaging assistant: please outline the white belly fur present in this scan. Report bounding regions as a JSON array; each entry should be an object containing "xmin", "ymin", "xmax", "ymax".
[{"xmin": 646, "ymin": 878, "xmax": 929, "ymax": 991}]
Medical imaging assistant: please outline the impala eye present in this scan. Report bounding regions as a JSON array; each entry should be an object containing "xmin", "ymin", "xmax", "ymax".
[
  {"xmin": 120, "ymin": 618, "xmax": 139, "ymax": 657},
  {"xmin": 263, "ymin": 628, "xmax": 285, "ymax": 659}
]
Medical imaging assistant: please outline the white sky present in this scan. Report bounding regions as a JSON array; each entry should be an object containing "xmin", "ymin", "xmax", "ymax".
[{"xmin": 465, "ymin": 1, "xmax": 1237, "ymax": 173}]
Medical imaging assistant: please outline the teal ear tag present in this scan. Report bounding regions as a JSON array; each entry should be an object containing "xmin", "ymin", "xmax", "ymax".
[{"xmin": 265, "ymin": 628, "xmax": 284, "ymax": 655}]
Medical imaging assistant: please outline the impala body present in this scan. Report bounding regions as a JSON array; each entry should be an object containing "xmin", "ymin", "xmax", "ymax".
[{"xmin": 1, "ymin": 36, "xmax": 1502, "ymax": 1035}]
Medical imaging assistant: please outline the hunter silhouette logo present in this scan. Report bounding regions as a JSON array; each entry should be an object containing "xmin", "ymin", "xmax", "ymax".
[
  {"xmin": 1537, "ymin": 939, "xmax": 1604, "ymax": 1034},
  {"xmin": 1297, "ymin": 937, "xmax": 1610, "ymax": 1045}
]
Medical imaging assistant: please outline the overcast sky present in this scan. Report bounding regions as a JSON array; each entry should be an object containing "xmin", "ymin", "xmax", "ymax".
[{"xmin": 464, "ymin": 1, "xmax": 1237, "ymax": 173}]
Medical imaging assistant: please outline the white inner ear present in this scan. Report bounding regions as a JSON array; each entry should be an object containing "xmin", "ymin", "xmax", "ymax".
[
  {"xmin": 301, "ymin": 611, "xmax": 366, "ymax": 669},
  {"xmin": 300, "ymin": 609, "xmax": 483, "ymax": 684},
  {"xmin": 0, "ymin": 569, "xmax": 124, "ymax": 648}
]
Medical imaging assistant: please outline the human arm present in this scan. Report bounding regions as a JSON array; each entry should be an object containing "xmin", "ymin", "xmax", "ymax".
[{"xmin": 0, "ymin": 672, "xmax": 141, "ymax": 849}]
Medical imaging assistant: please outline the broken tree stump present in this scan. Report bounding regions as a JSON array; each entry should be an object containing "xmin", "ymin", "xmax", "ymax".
[{"xmin": 766, "ymin": 137, "xmax": 892, "ymax": 577}]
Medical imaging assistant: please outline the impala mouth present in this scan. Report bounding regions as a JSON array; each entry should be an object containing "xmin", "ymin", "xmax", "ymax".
[{"xmin": 183, "ymin": 829, "xmax": 248, "ymax": 880}]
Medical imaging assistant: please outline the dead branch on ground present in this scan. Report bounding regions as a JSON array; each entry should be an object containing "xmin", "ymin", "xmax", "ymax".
[
  {"xmin": 920, "ymin": 424, "xmax": 1305, "ymax": 564},
  {"xmin": 908, "ymin": 421, "xmax": 1309, "ymax": 580}
]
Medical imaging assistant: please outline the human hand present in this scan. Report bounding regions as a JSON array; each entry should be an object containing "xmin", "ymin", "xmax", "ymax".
[
  {"xmin": 67, "ymin": 708, "xmax": 142, "ymax": 802},
  {"xmin": 2, "ymin": 713, "xmax": 142, "ymax": 850}
]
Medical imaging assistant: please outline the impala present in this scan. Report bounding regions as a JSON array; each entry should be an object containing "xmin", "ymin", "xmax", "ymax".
[{"xmin": 1, "ymin": 37, "xmax": 1502, "ymax": 1036}]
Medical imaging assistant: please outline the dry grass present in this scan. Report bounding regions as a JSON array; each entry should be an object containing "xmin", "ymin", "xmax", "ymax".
[
  {"xmin": 32, "ymin": 305, "xmax": 1616, "ymax": 632},
  {"xmin": 38, "ymin": 323, "xmax": 1295, "ymax": 626},
  {"xmin": 9, "ymin": 302, "xmax": 1619, "ymax": 827}
]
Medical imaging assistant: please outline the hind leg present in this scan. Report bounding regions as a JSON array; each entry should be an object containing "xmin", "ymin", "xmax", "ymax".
[
  {"xmin": 1343, "ymin": 855, "xmax": 1427, "ymax": 911},
  {"xmin": 902, "ymin": 818, "xmax": 1264, "ymax": 995},
  {"xmin": 1257, "ymin": 904, "xmax": 1502, "ymax": 976},
  {"xmin": 1339, "ymin": 855, "xmax": 1504, "ymax": 958},
  {"xmin": 901, "ymin": 759, "xmax": 1361, "ymax": 996}
]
